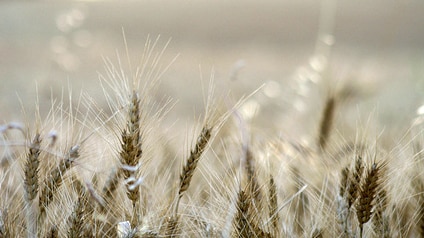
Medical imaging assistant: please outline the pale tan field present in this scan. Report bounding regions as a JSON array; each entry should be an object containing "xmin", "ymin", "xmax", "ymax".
[{"xmin": 1, "ymin": 1, "xmax": 424, "ymax": 237}]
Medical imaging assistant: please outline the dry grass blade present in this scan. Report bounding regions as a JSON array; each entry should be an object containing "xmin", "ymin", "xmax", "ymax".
[
  {"xmin": 39, "ymin": 145, "xmax": 80, "ymax": 217},
  {"xmin": 356, "ymin": 162, "xmax": 385, "ymax": 238},
  {"xmin": 318, "ymin": 96, "xmax": 336, "ymax": 151}
]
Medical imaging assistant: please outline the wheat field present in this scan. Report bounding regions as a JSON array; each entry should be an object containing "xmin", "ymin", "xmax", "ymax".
[{"xmin": 1, "ymin": 1, "xmax": 424, "ymax": 238}]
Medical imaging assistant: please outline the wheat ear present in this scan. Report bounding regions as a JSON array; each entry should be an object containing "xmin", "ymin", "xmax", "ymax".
[
  {"xmin": 318, "ymin": 96, "xmax": 336, "ymax": 151},
  {"xmin": 178, "ymin": 126, "xmax": 212, "ymax": 198},
  {"xmin": 165, "ymin": 125, "xmax": 211, "ymax": 236},
  {"xmin": 24, "ymin": 133, "xmax": 42, "ymax": 201},
  {"xmin": 120, "ymin": 91, "xmax": 143, "ymax": 227},
  {"xmin": 356, "ymin": 162, "xmax": 385, "ymax": 238},
  {"xmin": 245, "ymin": 147, "xmax": 261, "ymax": 203},
  {"xmin": 39, "ymin": 145, "xmax": 79, "ymax": 218},
  {"xmin": 47, "ymin": 225, "xmax": 58, "ymax": 238},
  {"xmin": 348, "ymin": 155, "xmax": 364, "ymax": 209},
  {"xmin": 372, "ymin": 189, "xmax": 390, "ymax": 238},
  {"xmin": 67, "ymin": 195, "xmax": 86, "ymax": 238},
  {"xmin": 233, "ymin": 188, "xmax": 252, "ymax": 237},
  {"xmin": 101, "ymin": 168, "xmax": 120, "ymax": 212},
  {"xmin": 23, "ymin": 133, "xmax": 42, "ymax": 238}
]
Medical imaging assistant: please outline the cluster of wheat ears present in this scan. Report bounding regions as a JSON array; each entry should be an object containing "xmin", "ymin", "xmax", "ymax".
[{"xmin": 1, "ymin": 39, "xmax": 423, "ymax": 238}]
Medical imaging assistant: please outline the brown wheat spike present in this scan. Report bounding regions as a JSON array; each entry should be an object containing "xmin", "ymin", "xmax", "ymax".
[
  {"xmin": 268, "ymin": 175, "xmax": 280, "ymax": 236},
  {"xmin": 67, "ymin": 195, "xmax": 86, "ymax": 238},
  {"xmin": 47, "ymin": 225, "xmax": 58, "ymax": 238},
  {"xmin": 356, "ymin": 162, "xmax": 385, "ymax": 238},
  {"xmin": 164, "ymin": 215, "xmax": 179, "ymax": 237},
  {"xmin": 23, "ymin": 133, "xmax": 42, "ymax": 238},
  {"xmin": 245, "ymin": 147, "xmax": 262, "ymax": 203},
  {"xmin": 339, "ymin": 167, "xmax": 349, "ymax": 198},
  {"xmin": 347, "ymin": 155, "xmax": 364, "ymax": 209},
  {"xmin": 233, "ymin": 188, "xmax": 252, "ymax": 238},
  {"xmin": 338, "ymin": 166, "xmax": 351, "ymax": 236},
  {"xmin": 372, "ymin": 189, "xmax": 390, "ymax": 238},
  {"xmin": 178, "ymin": 125, "xmax": 212, "ymax": 198},
  {"xmin": 24, "ymin": 133, "xmax": 42, "ymax": 201},
  {"xmin": 101, "ymin": 168, "xmax": 120, "ymax": 212},
  {"xmin": 39, "ymin": 145, "xmax": 80, "ymax": 217},
  {"xmin": 72, "ymin": 178, "xmax": 95, "ymax": 237},
  {"xmin": 120, "ymin": 91, "xmax": 142, "ymax": 204},
  {"xmin": 318, "ymin": 96, "xmax": 336, "ymax": 151}
]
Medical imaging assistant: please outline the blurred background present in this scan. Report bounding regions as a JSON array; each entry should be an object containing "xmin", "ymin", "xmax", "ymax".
[{"xmin": 1, "ymin": 0, "xmax": 424, "ymax": 144}]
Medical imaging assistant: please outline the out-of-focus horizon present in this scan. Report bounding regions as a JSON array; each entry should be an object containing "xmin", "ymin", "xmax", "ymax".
[{"xmin": 1, "ymin": 0, "xmax": 423, "ymax": 142}]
